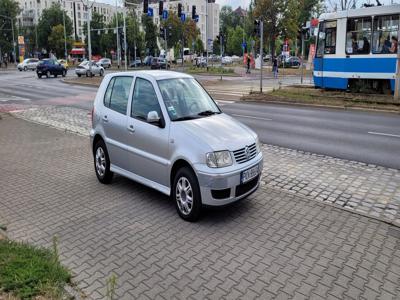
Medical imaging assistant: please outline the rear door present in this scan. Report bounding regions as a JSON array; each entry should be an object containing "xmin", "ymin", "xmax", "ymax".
[{"xmin": 101, "ymin": 75, "xmax": 134, "ymax": 170}]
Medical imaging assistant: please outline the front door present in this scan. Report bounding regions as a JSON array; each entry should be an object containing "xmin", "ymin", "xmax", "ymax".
[{"xmin": 126, "ymin": 77, "xmax": 170, "ymax": 188}]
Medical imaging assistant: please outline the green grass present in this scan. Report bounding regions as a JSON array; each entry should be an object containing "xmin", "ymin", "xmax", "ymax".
[
  {"xmin": 0, "ymin": 240, "xmax": 71, "ymax": 299},
  {"xmin": 186, "ymin": 66, "xmax": 235, "ymax": 75}
]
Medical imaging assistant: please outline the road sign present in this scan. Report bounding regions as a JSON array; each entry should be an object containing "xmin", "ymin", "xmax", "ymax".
[
  {"xmin": 162, "ymin": 10, "xmax": 168, "ymax": 20},
  {"xmin": 180, "ymin": 13, "xmax": 186, "ymax": 22},
  {"xmin": 194, "ymin": 15, "xmax": 199, "ymax": 22},
  {"xmin": 242, "ymin": 42, "xmax": 247, "ymax": 49},
  {"xmin": 147, "ymin": 7, "xmax": 153, "ymax": 17}
]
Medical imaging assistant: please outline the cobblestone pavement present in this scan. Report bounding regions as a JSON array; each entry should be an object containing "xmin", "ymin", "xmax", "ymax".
[
  {"xmin": 1, "ymin": 113, "xmax": 400, "ymax": 299},
  {"xmin": 8, "ymin": 105, "xmax": 400, "ymax": 227}
]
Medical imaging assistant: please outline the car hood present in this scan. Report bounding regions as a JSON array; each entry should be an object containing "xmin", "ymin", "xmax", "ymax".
[{"xmin": 174, "ymin": 113, "xmax": 257, "ymax": 151}]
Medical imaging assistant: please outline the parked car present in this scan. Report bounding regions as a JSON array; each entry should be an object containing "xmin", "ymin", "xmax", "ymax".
[
  {"xmin": 281, "ymin": 56, "xmax": 301, "ymax": 68},
  {"xmin": 75, "ymin": 61, "xmax": 104, "ymax": 77},
  {"xmin": 90, "ymin": 70, "xmax": 263, "ymax": 221},
  {"xmin": 98, "ymin": 58, "xmax": 112, "ymax": 69},
  {"xmin": 58, "ymin": 59, "xmax": 69, "ymax": 70},
  {"xmin": 221, "ymin": 56, "xmax": 233, "ymax": 64},
  {"xmin": 194, "ymin": 56, "xmax": 207, "ymax": 67},
  {"xmin": 17, "ymin": 58, "xmax": 39, "ymax": 71},
  {"xmin": 231, "ymin": 55, "xmax": 241, "ymax": 63},
  {"xmin": 36, "ymin": 59, "xmax": 67, "ymax": 78},
  {"xmin": 150, "ymin": 57, "xmax": 170, "ymax": 69},
  {"xmin": 129, "ymin": 58, "xmax": 142, "ymax": 68}
]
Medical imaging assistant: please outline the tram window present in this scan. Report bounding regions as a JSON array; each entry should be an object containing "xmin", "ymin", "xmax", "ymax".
[
  {"xmin": 372, "ymin": 15, "xmax": 399, "ymax": 54},
  {"xmin": 346, "ymin": 17, "xmax": 372, "ymax": 54},
  {"xmin": 316, "ymin": 21, "xmax": 337, "ymax": 57}
]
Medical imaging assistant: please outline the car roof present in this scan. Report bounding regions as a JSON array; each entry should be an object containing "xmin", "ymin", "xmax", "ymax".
[{"xmin": 110, "ymin": 70, "xmax": 193, "ymax": 81}]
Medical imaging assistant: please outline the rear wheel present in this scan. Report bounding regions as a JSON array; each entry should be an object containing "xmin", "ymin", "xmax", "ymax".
[
  {"xmin": 94, "ymin": 140, "xmax": 113, "ymax": 184},
  {"xmin": 77, "ymin": 74, "xmax": 81, "ymax": 77},
  {"xmin": 100, "ymin": 69, "xmax": 104, "ymax": 76},
  {"xmin": 37, "ymin": 73, "xmax": 42, "ymax": 78},
  {"xmin": 173, "ymin": 167, "xmax": 202, "ymax": 221},
  {"xmin": 23, "ymin": 66, "xmax": 27, "ymax": 71},
  {"xmin": 46, "ymin": 71, "xmax": 50, "ymax": 78},
  {"xmin": 54, "ymin": 74, "xmax": 58, "ymax": 78},
  {"xmin": 62, "ymin": 70, "xmax": 66, "ymax": 77},
  {"xmin": 86, "ymin": 71, "xmax": 90, "ymax": 77}
]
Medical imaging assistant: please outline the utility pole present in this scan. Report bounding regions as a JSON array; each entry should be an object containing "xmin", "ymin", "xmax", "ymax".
[
  {"xmin": 62, "ymin": 2, "xmax": 67, "ymax": 60},
  {"xmin": 205, "ymin": 0, "xmax": 208, "ymax": 71},
  {"xmin": 260, "ymin": 19, "xmax": 263, "ymax": 93},
  {"xmin": 301, "ymin": 31, "xmax": 305, "ymax": 84},
  {"xmin": 115, "ymin": 0, "xmax": 120, "ymax": 69},
  {"xmin": 82, "ymin": 0, "xmax": 94, "ymax": 75},
  {"xmin": 123, "ymin": 6, "xmax": 127, "ymax": 70},
  {"xmin": 220, "ymin": 33, "xmax": 223, "ymax": 68}
]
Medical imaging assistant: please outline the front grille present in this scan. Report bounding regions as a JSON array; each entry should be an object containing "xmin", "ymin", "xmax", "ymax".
[
  {"xmin": 235, "ymin": 175, "xmax": 259, "ymax": 197},
  {"xmin": 233, "ymin": 143, "xmax": 257, "ymax": 164}
]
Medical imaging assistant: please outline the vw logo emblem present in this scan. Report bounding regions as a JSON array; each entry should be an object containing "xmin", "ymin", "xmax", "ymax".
[{"xmin": 245, "ymin": 146, "xmax": 251, "ymax": 160}]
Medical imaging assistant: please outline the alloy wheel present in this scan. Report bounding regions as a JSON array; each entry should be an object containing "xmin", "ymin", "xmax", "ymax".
[
  {"xmin": 175, "ymin": 177, "xmax": 193, "ymax": 215},
  {"xmin": 95, "ymin": 147, "xmax": 106, "ymax": 177}
]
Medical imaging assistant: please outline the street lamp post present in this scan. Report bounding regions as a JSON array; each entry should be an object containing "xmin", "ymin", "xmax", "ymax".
[
  {"xmin": 82, "ymin": 0, "xmax": 94, "ymax": 75},
  {"xmin": 123, "ymin": 6, "xmax": 127, "ymax": 71},
  {"xmin": 0, "ymin": 14, "xmax": 17, "ymax": 65},
  {"xmin": 115, "ymin": 0, "xmax": 120, "ymax": 69}
]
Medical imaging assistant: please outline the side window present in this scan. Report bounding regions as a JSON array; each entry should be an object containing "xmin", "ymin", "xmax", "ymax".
[
  {"xmin": 131, "ymin": 78, "xmax": 162, "ymax": 123},
  {"xmin": 372, "ymin": 15, "xmax": 399, "ymax": 54},
  {"xmin": 108, "ymin": 76, "xmax": 133, "ymax": 114},
  {"xmin": 346, "ymin": 17, "xmax": 372, "ymax": 54},
  {"xmin": 103, "ymin": 77, "xmax": 115, "ymax": 108},
  {"xmin": 316, "ymin": 21, "xmax": 337, "ymax": 57}
]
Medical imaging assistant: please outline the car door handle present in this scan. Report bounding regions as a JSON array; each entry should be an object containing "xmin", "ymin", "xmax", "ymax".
[
  {"xmin": 127, "ymin": 125, "xmax": 135, "ymax": 132},
  {"xmin": 102, "ymin": 115, "xmax": 108, "ymax": 122}
]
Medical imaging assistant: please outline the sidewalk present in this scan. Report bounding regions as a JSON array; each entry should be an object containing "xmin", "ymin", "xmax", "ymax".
[{"xmin": 1, "ymin": 111, "xmax": 399, "ymax": 299}]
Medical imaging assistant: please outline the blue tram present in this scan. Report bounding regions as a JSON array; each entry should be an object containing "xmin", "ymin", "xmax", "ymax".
[{"xmin": 314, "ymin": 5, "xmax": 400, "ymax": 93}]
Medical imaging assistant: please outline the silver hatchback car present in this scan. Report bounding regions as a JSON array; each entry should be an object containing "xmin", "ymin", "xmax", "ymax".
[{"xmin": 90, "ymin": 71, "xmax": 263, "ymax": 221}]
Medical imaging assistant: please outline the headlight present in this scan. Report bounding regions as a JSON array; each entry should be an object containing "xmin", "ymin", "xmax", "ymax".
[
  {"xmin": 255, "ymin": 137, "xmax": 261, "ymax": 153},
  {"xmin": 206, "ymin": 151, "xmax": 233, "ymax": 168}
]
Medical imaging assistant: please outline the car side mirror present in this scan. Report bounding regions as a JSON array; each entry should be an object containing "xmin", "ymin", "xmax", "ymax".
[{"xmin": 147, "ymin": 111, "xmax": 164, "ymax": 127}]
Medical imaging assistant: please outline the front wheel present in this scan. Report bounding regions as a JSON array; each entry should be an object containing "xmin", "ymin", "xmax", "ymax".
[
  {"xmin": 46, "ymin": 71, "xmax": 50, "ymax": 78},
  {"xmin": 173, "ymin": 167, "xmax": 202, "ymax": 222},
  {"xmin": 77, "ymin": 74, "xmax": 81, "ymax": 77},
  {"xmin": 62, "ymin": 70, "xmax": 66, "ymax": 77},
  {"xmin": 94, "ymin": 140, "xmax": 113, "ymax": 184},
  {"xmin": 37, "ymin": 73, "xmax": 42, "ymax": 78},
  {"xmin": 23, "ymin": 66, "xmax": 27, "ymax": 71},
  {"xmin": 100, "ymin": 69, "xmax": 104, "ymax": 76}
]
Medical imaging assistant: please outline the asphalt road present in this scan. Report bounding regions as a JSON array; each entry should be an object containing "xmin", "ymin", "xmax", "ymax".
[{"xmin": 1, "ymin": 69, "xmax": 399, "ymax": 169}]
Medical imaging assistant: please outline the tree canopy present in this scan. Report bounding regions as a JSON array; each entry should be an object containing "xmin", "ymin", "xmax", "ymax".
[{"xmin": 0, "ymin": 0, "xmax": 20, "ymax": 57}]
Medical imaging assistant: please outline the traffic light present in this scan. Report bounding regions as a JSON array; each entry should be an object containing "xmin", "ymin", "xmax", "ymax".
[
  {"xmin": 159, "ymin": 1, "xmax": 163, "ymax": 16},
  {"xmin": 192, "ymin": 5, "xmax": 196, "ymax": 20},
  {"xmin": 160, "ymin": 26, "xmax": 165, "ymax": 38},
  {"xmin": 143, "ymin": 0, "xmax": 148, "ymax": 14},
  {"xmin": 178, "ymin": 3, "xmax": 182, "ymax": 17},
  {"xmin": 254, "ymin": 20, "xmax": 260, "ymax": 36}
]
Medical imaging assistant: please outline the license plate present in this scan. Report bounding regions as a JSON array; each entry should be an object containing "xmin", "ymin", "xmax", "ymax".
[{"xmin": 240, "ymin": 165, "xmax": 259, "ymax": 184}]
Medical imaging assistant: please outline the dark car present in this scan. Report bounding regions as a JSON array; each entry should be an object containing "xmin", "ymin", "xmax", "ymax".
[
  {"xmin": 36, "ymin": 59, "xmax": 67, "ymax": 78},
  {"xmin": 150, "ymin": 57, "xmax": 170, "ymax": 69}
]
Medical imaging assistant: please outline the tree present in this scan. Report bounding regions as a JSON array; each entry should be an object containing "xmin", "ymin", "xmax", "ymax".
[
  {"xmin": 226, "ymin": 26, "xmax": 245, "ymax": 55},
  {"xmin": 194, "ymin": 37, "xmax": 204, "ymax": 54},
  {"xmin": 326, "ymin": 0, "xmax": 358, "ymax": 11},
  {"xmin": 126, "ymin": 13, "xmax": 145, "ymax": 59},
  {"xmin": 37, "ymin": 3, "xmax": 73, "ymax": 52},
  {"xmin": 142, "ymin": 14, "xmax": 158, "ymax": 56},
  {"xmin": 219, "ymin": 6, "xmax": 241, "ymax": 52},
  {"xmin": 48, "ymin": 24, "xmax": 70, "ymax": 58},
  {"xmin": 0, "ymin": 0, "xmax": 20, "ymax": 61}
]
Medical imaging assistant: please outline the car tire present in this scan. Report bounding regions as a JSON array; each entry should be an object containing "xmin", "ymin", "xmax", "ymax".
[
  {"xmin": 100, "ymin": 69, "xmax": 104, "ymax": 76},
  {"xmin": 94, "ymin": 140, "xmax": 113, "ymax": 184},
  {"xmin": 37, "ymin": 74, "xmax": 42, "ymax": 78},
  {"xmin": 77, "ymin": 74, "xmax": 81, "ymax": 77},
  {"xmin": 86, "ymin": 71, "xmax": 89, "ymax": 77},
  {"xmin": 23, "ymin": 66, "xmax": 27, "ymax": 71},
  {"xmin": 62, "ymin": 70, "xmax": 66, "ymax": 77},
  {"xmin": 19, "ymin": 68, "xmax": 22, "ymax": 71},
  {"xmin": 173, "ymin": 167, "xmax": 202, "ymax": 222},
  {"xmin": 54, "ymin": 74, "xmax": 58, "ymax": 78},
  {"xmin": 46, "ymin": 71, "xmax": 50, "ymax": 78}
]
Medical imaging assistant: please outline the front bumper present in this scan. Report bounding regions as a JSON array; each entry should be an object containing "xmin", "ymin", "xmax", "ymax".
[
  {"xmin": 75, "ymin": 69, "xmax": 87, "ymax": 75},
  {"xmin": 195, "ymin": 152, "xmax": 263, "ymax": 206}
]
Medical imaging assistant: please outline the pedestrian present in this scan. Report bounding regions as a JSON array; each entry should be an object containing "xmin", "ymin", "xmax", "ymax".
[
  {"xmin": 272, "ymin": 57, "xmax": 278, "ymax": 79},
  {"xmin": 246, "ymin": 53, "xmax": 251, "ymax": 74}
]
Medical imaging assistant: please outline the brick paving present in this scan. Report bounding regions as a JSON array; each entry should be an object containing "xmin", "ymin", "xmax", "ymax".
[
  {"xmin": 1, "ymin": 112, "xmax": 400, "ymax": 299},
  {"xmin": 9, "ymin": 105, "xmax": 400, "ymax": 227}
]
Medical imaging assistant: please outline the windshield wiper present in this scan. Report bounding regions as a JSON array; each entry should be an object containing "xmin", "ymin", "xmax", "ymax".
[{"xmin": 197, "ymin": 110, "xmax": 220, "ymax": 116}]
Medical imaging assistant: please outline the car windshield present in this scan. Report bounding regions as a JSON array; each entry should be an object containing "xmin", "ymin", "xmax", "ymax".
[{"xmin": 157, "ymin": 78, "xmax": 220, "ymax": 121}]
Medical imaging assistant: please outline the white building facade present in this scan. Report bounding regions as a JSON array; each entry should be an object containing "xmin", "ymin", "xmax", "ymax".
[{"xmin": 16, "ymin": 0, "xmax": 117, "ymax": 41}]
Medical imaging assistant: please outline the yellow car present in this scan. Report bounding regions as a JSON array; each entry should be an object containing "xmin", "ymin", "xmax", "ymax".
[{"xmin": 58, "ymin": 59, "xmax": 69, "ymax": 70}]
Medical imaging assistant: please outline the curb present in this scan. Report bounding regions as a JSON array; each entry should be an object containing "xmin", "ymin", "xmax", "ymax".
[{"xmin": 61, "ymin": 79, "xmax": 99, "ymax": 87}]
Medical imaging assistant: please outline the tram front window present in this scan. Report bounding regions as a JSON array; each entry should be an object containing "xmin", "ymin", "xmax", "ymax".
[
  {"xmin": 372, "ymin": 15, "xmax": 399, "ymax": 54},
  {"xmin": 346, "ymin": 17, "xmax": 372, "ymax": 54}
]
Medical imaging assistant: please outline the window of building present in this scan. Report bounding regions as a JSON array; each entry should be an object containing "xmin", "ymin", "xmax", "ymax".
[
  {"xmin": 77, "ymin": 4, "xmax": 80, "ymax": 10},
  {"xmin": 316, "ymin": 21, "xmax": 337, "ymax": 57},
  {"xmin": 78, "ymin": 12, "xmax": 81, "ymax": 18},
  {"xmin": 372, "ymin": 15, "xmax": 399, "ymax": 54},
  {"xmin": 346, "ymin": 17, "xmax": 372, "ymax": 54}
]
